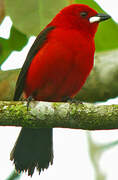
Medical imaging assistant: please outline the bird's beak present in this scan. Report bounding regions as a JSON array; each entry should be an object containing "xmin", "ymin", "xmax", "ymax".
[{"xmin": 89, "ymin": 13, "xmax": 111, "ymax": 23}]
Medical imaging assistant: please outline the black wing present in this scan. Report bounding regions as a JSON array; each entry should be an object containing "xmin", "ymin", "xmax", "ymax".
[{"xmin": 13, "ymin": 26, "xmax": 55, "ymax": 100}]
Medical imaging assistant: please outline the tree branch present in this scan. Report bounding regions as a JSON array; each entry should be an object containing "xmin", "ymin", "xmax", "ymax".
[
  {"xmin": 0, "ymin": 69, "xmax": 19, "ymax": 100},
  {"xmin": 0, "ymin": 101, "xmax": 118, "ymax": 130},
  {"xmin": 0, "ymin": 49, "xmax": 118, "ymax": 102},
  {"xmin": 78, "ymin": 49, "xmax": 118, "ymax": 102}
]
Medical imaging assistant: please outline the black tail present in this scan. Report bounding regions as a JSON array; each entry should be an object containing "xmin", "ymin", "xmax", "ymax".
[{"xmin": 10, "ymin": 128, "xmax": 53, "ymax": 176}]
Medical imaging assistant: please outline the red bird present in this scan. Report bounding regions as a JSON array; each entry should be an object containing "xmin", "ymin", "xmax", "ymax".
[{"xmin": 10, "ymin": 4, "xmax": 110, "ymax": 176}]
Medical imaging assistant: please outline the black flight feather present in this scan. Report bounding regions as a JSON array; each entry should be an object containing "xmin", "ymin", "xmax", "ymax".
[{"xmin": 13, "ymin": 26, "xmax": 55, "ymax": 101}]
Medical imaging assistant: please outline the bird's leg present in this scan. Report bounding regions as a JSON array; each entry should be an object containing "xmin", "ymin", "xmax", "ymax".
[{"xmin": 26, "ymin": 96, "xmax": 33, "ymax": 111}]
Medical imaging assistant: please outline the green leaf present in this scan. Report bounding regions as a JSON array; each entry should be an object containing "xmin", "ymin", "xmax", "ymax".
[
  {"xmin": 5, "ymin": 0, "xmax": 118, "ymax": 51},
  {"xmin": 5, "ymin": 0, "xmax": 69, "ymax": 36},
  {"xmin": 74, "ymin": 0, "xmax": 118, "ymax": 51},
  {"xmin": 6, "ymin": 170, "xmax": 21, "ymax": 180},
  {"xmin": 0, "ymin": 26, "xmax": 28, "ymax": 66}
]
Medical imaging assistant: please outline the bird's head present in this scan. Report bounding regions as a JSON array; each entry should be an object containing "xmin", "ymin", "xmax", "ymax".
[{"xmin": 50, "ymin": 4, "xmax": 111, "ymax": 38}]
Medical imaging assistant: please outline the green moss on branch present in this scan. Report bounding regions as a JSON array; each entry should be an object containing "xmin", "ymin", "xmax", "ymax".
[{"xmin": 0, "ymin": 101, "xmax": 118, "ymax": 130}]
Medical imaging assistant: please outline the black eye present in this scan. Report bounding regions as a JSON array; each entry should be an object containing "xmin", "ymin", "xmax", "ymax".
[{"xmin": 80, "ymin": 12, "xmax": 88, "ymax": 18}]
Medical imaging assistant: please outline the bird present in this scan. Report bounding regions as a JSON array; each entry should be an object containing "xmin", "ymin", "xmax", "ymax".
[{"xmin": 10, "ymin": 4, "xmax": 111, "ymax": 176}]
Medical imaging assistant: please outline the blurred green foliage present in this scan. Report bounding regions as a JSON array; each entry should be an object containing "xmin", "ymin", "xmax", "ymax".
[
  {"xmin": 75, "ymin": 0, "xmax": 118, "ymax": 51},
  {"xmin": 6, "ymin": 170, "xmax": 20, "ymax": 180},
  {"xmin": 0, "ymin": 0, "xmax": 118, "ymax": 66},
  {"xmin": 0, "ymin": 26, "xmax": 28, "ymax": 66},
  {"xmin": 87, "ymin": 132, "xmax": 118, "ymax": 180},
  {"xmin": 5, "ymin": 0, "xmax": 68, "ymax": 36}
]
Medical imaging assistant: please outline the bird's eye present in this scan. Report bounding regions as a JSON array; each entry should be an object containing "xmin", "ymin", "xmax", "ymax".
[{"xmin": 80, "ymin": 12, "xmax": 88, "ymax": 18}]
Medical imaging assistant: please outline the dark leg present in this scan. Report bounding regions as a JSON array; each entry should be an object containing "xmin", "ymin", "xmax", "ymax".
[{"xmin": 26, "ymin": 96, "xmax": 33, "ymax": 111}]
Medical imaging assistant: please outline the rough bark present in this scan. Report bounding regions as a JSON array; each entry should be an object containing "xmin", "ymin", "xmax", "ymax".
[
  {"xmin": 0, "ymin": 101, "xmax": 118, "ymax": 130},
  {"xmin": 0, "ymin": 69, "xmax": 19, "ymax": 100}
]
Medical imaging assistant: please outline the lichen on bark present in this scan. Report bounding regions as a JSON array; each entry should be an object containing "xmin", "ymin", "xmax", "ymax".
[{"xmin": 0, "ymin": 101, "xmax": 118, "ymax": 130}]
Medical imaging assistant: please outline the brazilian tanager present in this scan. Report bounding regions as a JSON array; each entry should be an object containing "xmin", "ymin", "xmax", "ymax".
[{"xmin": 10, "ymin": 4, "xmax": 111, "ymax": 176}]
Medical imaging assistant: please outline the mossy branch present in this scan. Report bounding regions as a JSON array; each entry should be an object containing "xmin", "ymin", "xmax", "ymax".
[{"xmin": 0, "ymin": 101, "xmax": 118, "ymax": 130}]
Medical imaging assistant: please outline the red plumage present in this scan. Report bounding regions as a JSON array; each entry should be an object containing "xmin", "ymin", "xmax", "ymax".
[
  {"xmin": 11, "ymin": 4, "xmax": 110, "ymax": 176},
  {"xmin": 24, "ymin": 28, "xmax": 95, "ymax": 101},
  {"xmin": 24, "ymin": 4, "xmax": 98, "ymax": 101}
]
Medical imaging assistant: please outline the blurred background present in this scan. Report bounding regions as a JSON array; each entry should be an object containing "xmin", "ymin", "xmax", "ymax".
[{"xmin": 0, "ymin": 0, "xmax": 118, "ymax": 179}]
